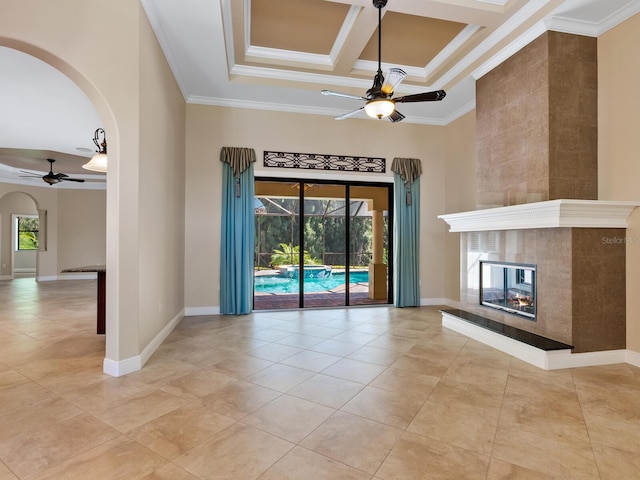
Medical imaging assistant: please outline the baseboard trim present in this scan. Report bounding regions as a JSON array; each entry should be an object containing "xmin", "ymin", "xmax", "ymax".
[
  {"xmin": 37, "ymin": 276, "xmax": 57, "ymax": 282},
  {"xmin": 421, "ymin": 297, "xmax": 459, "ymax": 308},
  {"xmin": 184, "ymin": 306, "xmax": 220, "ymax": 316},
  {"xmin": 59, "ymin": 273, "xmax": 97, "ymax": 280},
  {"xmin": 627, "ymin": 349, "xmax": 640, "ymax": 367},
  {"xmin": 102, "ymin": 309, "xmax": 185, "ymax": 377},
  {"xmin": 442, "ymin": 311, "xmax": 631, "ymax": 370}
]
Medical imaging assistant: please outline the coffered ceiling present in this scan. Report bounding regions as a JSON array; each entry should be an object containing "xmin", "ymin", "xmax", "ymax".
[{"xmin": 1, "ymin": 0, "xmax": 639, "ymax": 186}]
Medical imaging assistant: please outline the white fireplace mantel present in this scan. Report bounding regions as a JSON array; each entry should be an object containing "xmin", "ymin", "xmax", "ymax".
[{"xmin": 438, "ymin": 199, "xmax": 640, "ymax": 232}]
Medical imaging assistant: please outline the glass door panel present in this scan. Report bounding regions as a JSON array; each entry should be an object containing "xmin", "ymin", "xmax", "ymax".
[
  {"xmin": 253, "ymin": 180, "xmax": 300, "ymax": 310},
  {"xmin": 302, "ymin": 183, "xmax": 346, "ymax": 308},
  {"xmin": 254, "ymin": 179, "xmax": 392, "ymax": 310},
  {"xmin": 349, "ymin": 185, "xmax": 391, "ymax": 305}
]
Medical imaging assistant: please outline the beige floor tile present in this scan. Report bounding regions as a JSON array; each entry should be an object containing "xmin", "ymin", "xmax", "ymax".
[
  {"xmin": 91, "ymin": 388, "xmax": 189, "ymax": 432},
  {"xmin": 289, "ymin": 373, "xmax": 364, "ymax": 408},
  {"xmin": 408, "ymin": 399, "xmax": 499, "ymax": 456},
  {"xmin": 0, "ymin": 413, "xmax": 119, "ymax": 479},
  {"xmin": 248, "ymin": 343, "xmax": 302, "ymax": 362},
  {"xmin": 209, "ymin": 352, "xmax": 274, "ymax": 378},
  {"xmin": 389, "ymin": 353, "xmax": 451, "ymax": 377},
  {"xmin": 162, "ymin": 368, "xmax": 239, "ymax": 399},
  {"xmin": 0, "ymin": 464, "xmax": 17, "ymax": 480},
  {"xmin": 259, "ymin": 446, "xmax": 371, "ymax": 480},
  {"xmin": 300, "ymin": 411, "xmax": 402, "ymax": 474},
  {"xmin": 347, "ymin": 345, "xmax": 404, "ymax": 366},
  {"xmin": 321, "ymin": 358, "xmax": 386, "ymax": 384},
  {"xmin": 128, "ymin": 400, "xmax": 236, "ymax": 460},
  {"xmin": 243, "ymin": 394, "xmax": 335, "ymax": 442},
  {"xmin": 0, "ymin": 396, "xmax": 84, "ymax": 443},
  {"xmin": 175, "ymin": 423, "xmax": 293, "ymax": 480},
  {"xmin": 492, "ymin": 425, "xmax": 600, "ymax": 479},
  {"xmin": 280, "ymin": 349, "xmax": 341, "ymax": 372},
  {"xmin": 369, "ymin": 367, "xmax": 439, "ymax": 398},
  {"xmin": 1, "ymin": 279, "xmax": 636, "ymax": 480},
  {"xmin": 0, "ymin": 380, "xmax": 58, "ymax": 415},
  {"xmin": 574, "ymin": 379, "xmax": 640, "ymax": 452},
  {"xmin": 486, "ymin": 458, "xmax": 556, "ymax": 479},
  {"xmin": 140, "ymin": 463, "xmax": 201, "ymax": 480},
  {"xmin": 310, "ymin": 338, "xmax": 362, "ymax": 356},
  {"xmin": 245, "ymin": 363, "xmax": 315, "ymax": 392},
  {"xmin": 342, "ymin": 385, "xmax": 425, "ymax": 428},
  {"xmin": 376, "ymin": 431, "xmax": 490, "ymax": 480},
  {"xmin": 276, "ymin": 333, "xmax": 326, "ymax": 348},
  {"xmin": 202, "ymin": 380, "xmax": 282, "ymax": 420},
  {"xmin": 0, "ymin": 369, "xmax": 29, "ymax": 390},
  {"xmin": 592, "ymin": 442, "xmax": 640, "ymax": 479},
  {"xmin": 30, "ymin": 436, "xmax": 166, "ymax": 480}
]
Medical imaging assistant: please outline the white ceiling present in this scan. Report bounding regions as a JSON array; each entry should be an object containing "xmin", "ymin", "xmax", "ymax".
[{"xmin": 1, "ymin": 0, "xmax": 639, "ymax": 187}]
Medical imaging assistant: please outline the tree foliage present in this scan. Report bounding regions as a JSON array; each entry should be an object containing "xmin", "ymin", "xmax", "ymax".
[{"xmin": 254, "ymin": 197, "xmax": 388, "ymax": 269}]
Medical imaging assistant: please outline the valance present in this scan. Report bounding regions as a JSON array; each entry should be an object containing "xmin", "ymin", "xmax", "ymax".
[
  {"xmin": 220, "ymin": 147, "xmax": 256, "ymax": 196},
  {"xmin": 220, "ymin": 147, "xmax": 256, "ymax": 176},
  {"xmin": 391, "ymin": 157, "xmax": 422, "ymax": 205}
]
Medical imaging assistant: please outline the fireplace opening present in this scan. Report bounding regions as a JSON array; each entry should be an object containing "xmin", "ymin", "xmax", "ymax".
[{"xmin": 480, "ymin": 261, "xmax": 536, "ymax": 320}]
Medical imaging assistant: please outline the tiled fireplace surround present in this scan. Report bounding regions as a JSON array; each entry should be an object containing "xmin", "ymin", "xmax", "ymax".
[{"xmin": 439, "ymin": 31, "xmax": 639, "ymax": 367}]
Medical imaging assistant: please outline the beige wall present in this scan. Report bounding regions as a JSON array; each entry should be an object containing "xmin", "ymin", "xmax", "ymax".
[
  {"xmin": 57, "ymin": 189, "xmax": 106, "ymax": 272},
  {"xmin": 137, "ymin": 10, "xmax": 186, "ymax": 349},
  {"xmin": 0, "ymin": 0, "xmax": 186, "ymax": 369},
  {"xmin": 443, "ymin": 111, "xmax": 477, "ymax": 302},
  {"xmin": 598, "ymin": 12, "xmax": 640, "ymax": 352},
  {"xmin": 185, "ymin": 105, "xmax": 451, "ymax": 309}
]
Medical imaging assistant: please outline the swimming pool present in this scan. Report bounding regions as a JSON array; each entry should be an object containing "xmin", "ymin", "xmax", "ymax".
[{"xmin": 254, "ymin": 270, "xmax": 369, "ymax": 294}]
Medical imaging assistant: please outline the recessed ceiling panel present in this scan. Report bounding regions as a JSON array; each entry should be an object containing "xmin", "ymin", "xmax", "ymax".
[
  {"xmin": 360, "ymin": 12, "xmax": 467, "ymax": 67},
  {"xmin": 250, "ymin": 0, "xmax": 350, "ymax": 54}
]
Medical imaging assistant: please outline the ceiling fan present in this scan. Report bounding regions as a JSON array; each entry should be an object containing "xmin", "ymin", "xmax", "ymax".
[
  {"xmin": 20, "ymin": 158, "xmax": 85, "ymax": 185},
  {"xmin": 321, "ymin": 0, "xmax": 446, "ymax": 122}
]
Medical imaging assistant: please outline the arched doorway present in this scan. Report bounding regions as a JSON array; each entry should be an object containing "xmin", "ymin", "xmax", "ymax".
[{"xmin": 0, "ymin": 191, "xmax": 40, "ymax": 280}]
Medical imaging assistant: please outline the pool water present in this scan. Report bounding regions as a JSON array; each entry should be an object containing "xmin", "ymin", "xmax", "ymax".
[{"xmin": 254, "ymin": 271, "xmax": 369, "ymax": 294}]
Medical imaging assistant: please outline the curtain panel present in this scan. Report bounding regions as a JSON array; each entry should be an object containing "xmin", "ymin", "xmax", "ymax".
[
  {"xmin": 220, "ymin": 147, "xmax": 256, "ymax": 314},
  {"xmin": 391, "ymin": 157, "xmax": 422, "ymax": 307}
]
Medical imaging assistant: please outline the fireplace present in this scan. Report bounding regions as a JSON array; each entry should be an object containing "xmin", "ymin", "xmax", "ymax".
[{"xmin": 480, "ymin": 261, "xmax": 536, "ymax": 320}]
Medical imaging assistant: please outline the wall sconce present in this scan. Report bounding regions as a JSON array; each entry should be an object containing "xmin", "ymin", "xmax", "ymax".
[{"xmin": 82, "ymin": 128, "xmax": 108, "ymax": 172}]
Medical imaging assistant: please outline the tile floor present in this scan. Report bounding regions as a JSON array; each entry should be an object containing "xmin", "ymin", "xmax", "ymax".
[{"xmin": 1, "ymin": 277, "xmax": 640, "ymax": 479}]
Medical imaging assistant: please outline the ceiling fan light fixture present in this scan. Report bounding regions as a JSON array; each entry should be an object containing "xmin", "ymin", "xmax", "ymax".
[
  {"xmin": 381, "ymin": 68, "xmax": 407, "ymax": 95},
  {"xmin": 365, "ymin": 98, "xmax": 395, "ymax": 119},
  {"xmin": 83, "ymin": 128, "xmax": 108, "ymax": 172}
]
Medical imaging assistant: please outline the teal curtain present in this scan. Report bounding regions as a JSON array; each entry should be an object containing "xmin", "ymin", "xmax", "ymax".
[
  {"xmin": 392, "ymin": 158, "xmax": 422, "ymax": 307},
  {"xmin": 220, "ymin": 147, "xmax": 256, "ymax": 314}
]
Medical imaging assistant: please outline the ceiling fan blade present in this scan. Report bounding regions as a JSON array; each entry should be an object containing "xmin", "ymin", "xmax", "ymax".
[
  {"xmin": 60, "ymin": 177, "xmax": 85, "ymax": 183},
  {"xmin": 388, "ymin": 110, "xmax": 405, "ymax": 123},
  {"xmin": 321, "ymin": 90, "xmax": 366, "ymax": 101},
  {"xmin": 19, "ymin": 174, "xmax": 41, "ymax": 178},
  {"xmin": 335, "ymin": 107, "xmax": 365, "ymax": 120},
  {"xmin": 394, "ymin": 90, "xmax": 446, "ymax": 103},
  {"xmin": 381, "ymin": 68, "xmax": 407, "ymax": 95}
]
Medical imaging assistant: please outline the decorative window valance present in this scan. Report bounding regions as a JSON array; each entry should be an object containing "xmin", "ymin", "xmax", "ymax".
[
  {"xmin": 264, "ymin": 151, "xmax": 385, "ymax": 173},
  {"xmin": 221, "ymin": 147, "xmax": 256, "ymax": 176},
  {"xmin": 220, "ymin": 147, "xmax": 256, "ymax": 196},
  {"xmin": 391, "ymin": 157, "xmax": 422, "ymax": 205}
]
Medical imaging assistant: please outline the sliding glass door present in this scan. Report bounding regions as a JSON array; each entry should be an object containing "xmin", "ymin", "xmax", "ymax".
[{"xmin": 254, "ymin": 179, "xmax": 392, "ymax": 310}]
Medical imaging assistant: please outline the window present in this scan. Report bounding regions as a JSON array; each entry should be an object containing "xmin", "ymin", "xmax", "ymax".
[{"xmin": 16, "ymin": 215, "xmax": 39, "ymax": 251}]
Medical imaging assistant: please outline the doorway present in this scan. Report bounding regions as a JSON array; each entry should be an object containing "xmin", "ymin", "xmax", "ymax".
[{"xmin": 254, "ymin": 178, "xmax": 392, "ymax": 310}]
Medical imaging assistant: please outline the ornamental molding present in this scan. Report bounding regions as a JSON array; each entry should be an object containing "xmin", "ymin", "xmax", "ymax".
[
  {"xmin": 438, "ymin": 199, "xmax": 640, "ymax": 232},
  {"xmin": 264, "ymin": 151, "xmax": 385, "ymax": 173}
]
